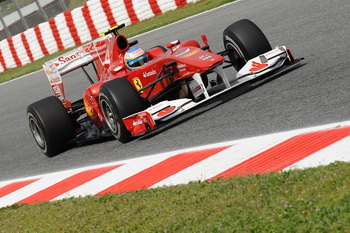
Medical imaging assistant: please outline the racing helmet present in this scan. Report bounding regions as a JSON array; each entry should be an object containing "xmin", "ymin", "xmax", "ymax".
[{"xmin": 124, "ymin": 47, "xmax": 148, "ymax": 70}]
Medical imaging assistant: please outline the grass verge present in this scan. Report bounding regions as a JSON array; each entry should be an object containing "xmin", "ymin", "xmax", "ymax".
[
  {"xmin": 0, "ymin": 0, "xmax": 236, "ymax": 84},
  {"xmin": 67, "ymin": 0, "xmax": 86, "ymax": 10},
  {"xmin": 0, "ymin": 162, "xmax": 349, "ymax": 232}
]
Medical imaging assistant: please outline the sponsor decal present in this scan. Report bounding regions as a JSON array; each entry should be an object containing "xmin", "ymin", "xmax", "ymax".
[
  {"xmin": 52, "ymin": 85, "xmax": 61, "ymax": 94},
  {"xmin": 157, "ymin": 106, "xmax": 176, "ymax": 117},
  {"xmin": 188, "ymin": 78, "xmax": 204, "ymax": 99},
  {"xmin": 127, "ymin": 48, "xmax": 144, "ymax": 58},
  {"xmin": 49, "ymin": 76, "xmax": 61, "ymax": 84},
  {"xmin": 84, "ymin": 99, "xmax": 94, "ymax": 117},
  {"xmin": 44, "ymin": 61, "xmax": 62, "ymax": 85},
  {"xmin": 53, "ymin": 40, "xmax": 108, "ymax": 67},
  {"xmin": 199, "ymin": 54, "xmax": 213, "ymax": 61},
  {"xmin": 264, "ymin": 48, "xmax": 283, "ymax": 57},
  {"xmin": 190, "ymin": 84, "xmax": 204, "ymax": 98},
  {"xmin": 94, "ymin": 40, "xmax": 107, "ymax": 48},
  {"xmin": 177, "ymin": 64, "xmax": 186, "ymax": 68},
  {"xmin": 249, "ymin": 61, "xmax": 268, "ymax": 72},
  {"xmin": 133, "ymin": 119, "xmax": 143, "ymax": 126},
  {"xmin": 133, "ymin": 78, "xmax": 143, "ymax": 91},
  {"xmin": 181, "ymin": 49, "xmax": 200, "ymax": 58},
  {"xmin": 177, "ymin": 63, "xmax": 187, "ymax": 72},
  {"xmin": 143, "ymin": 70, "xmax": 157, "ymax": 78},
  {"xmin": 192, "ymin": 85, "xmax": 202, "ymax": 93},
  {"xmin": 148, "ymin": 102, "xmax": 167, "ymax": 113},
  {"xmin": 56, "ymin": 51, "xmax": 84, "ymax": 66}
]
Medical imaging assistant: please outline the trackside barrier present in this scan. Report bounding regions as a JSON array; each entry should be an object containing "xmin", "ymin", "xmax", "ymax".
[
  {"xmin": 0, "ymin": 0, "xmax": 199, "ymax": 73},
  {"xmin": 0, "ymin": 121, "xmax": 350, "ymax": 208}
]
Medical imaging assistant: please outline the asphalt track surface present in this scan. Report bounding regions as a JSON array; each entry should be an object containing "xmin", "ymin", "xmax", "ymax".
[{"xmin": 1, "ymin": 0, "xmax": 349, "ymax": 181}]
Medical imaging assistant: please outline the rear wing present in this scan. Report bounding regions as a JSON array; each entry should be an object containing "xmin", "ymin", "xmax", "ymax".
[
  {"xmin": 42, "ymin": 24, "xmax": 131, "ymax": 108},
  {"xmin": 43, "ymin": 35, "xmax": 112, "ymax": 108},
  {"xmin": 43, "ymin": 24, "xmax": 127, "ymax": 77}
]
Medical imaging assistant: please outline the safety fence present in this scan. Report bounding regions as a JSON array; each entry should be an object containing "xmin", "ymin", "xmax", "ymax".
[
  {"xmin": 0, "ymin": 0, "xmax": 68, "ymax": 41},
  {"xmin": 0, "ymin": 0, "xmax": 199, "ymax": 73}
]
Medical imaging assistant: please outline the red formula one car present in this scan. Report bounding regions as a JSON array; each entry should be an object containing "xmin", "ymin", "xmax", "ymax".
[{"xmin": 27, "ymin": 19, "xmax": 302, "ymax": 157}]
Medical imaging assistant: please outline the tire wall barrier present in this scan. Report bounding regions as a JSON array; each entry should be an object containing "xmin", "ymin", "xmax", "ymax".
[{"xmin": 0, "ymin": 0, "xmax": 199, "ymax": 73}]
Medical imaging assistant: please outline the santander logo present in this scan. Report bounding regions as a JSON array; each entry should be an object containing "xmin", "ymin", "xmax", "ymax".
[
  {"xmin": 54, "ymin": 52, "xmax": 82, "ymax": 67},
  {"xmin": 143, "ymin": 70, "xmax": 157, "ymax": 78},
  {"xmin": 249, "ymin": 61, "xmax": 268, "ymax": 72}
]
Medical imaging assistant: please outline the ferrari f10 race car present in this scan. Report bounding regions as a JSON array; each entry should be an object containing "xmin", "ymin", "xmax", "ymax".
[{"xmin": 27, "ymin": 19, "xmax": 302, "ymax": 157}]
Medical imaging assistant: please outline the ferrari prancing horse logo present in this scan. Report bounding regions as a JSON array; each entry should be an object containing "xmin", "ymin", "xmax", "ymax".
[{"xmin": 133, "ymin": 78, "xmax": 143, "ymax": 92}]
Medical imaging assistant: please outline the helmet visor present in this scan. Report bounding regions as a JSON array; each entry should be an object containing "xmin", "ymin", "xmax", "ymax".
[{"xmin": 127, "ymin": 53, "xmax": 147, "ymax": 68}]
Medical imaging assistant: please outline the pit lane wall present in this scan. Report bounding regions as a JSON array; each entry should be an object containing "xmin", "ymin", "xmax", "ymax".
[{"xmin": 0, "ymin": 0, "xmax": 199, "ymax": 73}]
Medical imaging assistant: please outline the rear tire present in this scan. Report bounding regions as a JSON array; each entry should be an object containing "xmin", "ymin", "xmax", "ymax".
[
  {"xmin": 99, "ymin": 78, "xmax": 147, "ymax": 143},
  {"xmin": 223, "ymin": 19, "xmax": 272, "ymax": 71},
  {"xmin": 27, "ymin": 96, "xmax": 76, "ymax": 157}
]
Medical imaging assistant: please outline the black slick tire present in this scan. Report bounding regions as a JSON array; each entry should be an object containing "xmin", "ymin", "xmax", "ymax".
[
  {"xmin": 27, "ymin": 96, "xmax": 76, "ymax": 157},
  {"xmin": 99, "ymin": 78, "xmax": 147, "ymax": 143},
  {"xmin": 223, "ymin": 19, "xmax": 272, "ymax": 71}
]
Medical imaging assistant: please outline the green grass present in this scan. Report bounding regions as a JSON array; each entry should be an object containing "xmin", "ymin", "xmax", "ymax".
[
  {"xmin": 3, "ymin": 1, "xmax": 348, "ymax": 231},
  {"xmin": 1, "ymin": 162, "xmax": 349, "ymax": 232},
  {"xmin": 67, "ymin": 0, "xmax": 86, "ymax": 10},
  {"xmin": 0, "ymin": 0, "xmax": 236, "ymax": 84}
]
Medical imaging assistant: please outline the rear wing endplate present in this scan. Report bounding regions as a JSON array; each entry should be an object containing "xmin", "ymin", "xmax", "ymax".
[{"xmin": 42, "ymin": 35, "xmax": 112, "ymax": 107}]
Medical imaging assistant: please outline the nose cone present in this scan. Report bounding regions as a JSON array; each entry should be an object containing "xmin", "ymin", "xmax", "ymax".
[{"xmin": 175, "ymin": 47, "xmax": 224, "ymax": 69}]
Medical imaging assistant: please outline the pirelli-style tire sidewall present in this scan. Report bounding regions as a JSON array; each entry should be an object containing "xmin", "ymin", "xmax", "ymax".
[
  {"xmin": 223, "ymin": 19, "xmax": 272, "ymax": 71},
  {"xmin": 99, "ymin": 78, "xmax": 146, "ymax": 143},
  {"xmin": 27, "ymin": 96, "xmax": 76, "ymax": 157}
]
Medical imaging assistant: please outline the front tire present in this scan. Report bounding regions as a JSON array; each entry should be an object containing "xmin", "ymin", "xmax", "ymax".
[
  {"xmin": 223, "ymin": 19, "xmax": 272, "ymax": 71},
  {"xmin": 27, "ymin": 96, "xmax": 76, "ymax": 157},
  {"xmin": 99, "ymin": 78, "xmax": 147, "ymax": 143}
]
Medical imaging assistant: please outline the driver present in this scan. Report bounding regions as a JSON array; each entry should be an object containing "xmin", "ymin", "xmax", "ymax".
[{"xmin": 124, "ymin": 47, "xmax": 148, "ymax": 71}]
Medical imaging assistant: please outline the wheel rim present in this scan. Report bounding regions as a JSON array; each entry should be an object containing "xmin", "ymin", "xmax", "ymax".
[
  {"xmin": 101, "ymin": 99, "xmax": 119, "ymax": 135},
  {"xmin": 28, "ymin": 115, "xmax": 46, "ymax": 149},
  {"xmin": 226, "ymin": 43, "xmax": 246, "ymax": 71}
]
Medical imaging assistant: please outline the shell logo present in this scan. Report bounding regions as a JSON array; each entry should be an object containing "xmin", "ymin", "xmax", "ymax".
[
  {"xmin": 181, "ymin": 49, "xmax": 199, "ymax": 58},
  {"xmin": 84, "ymin": 99, "xmax": 94, "ymax": 117}
]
